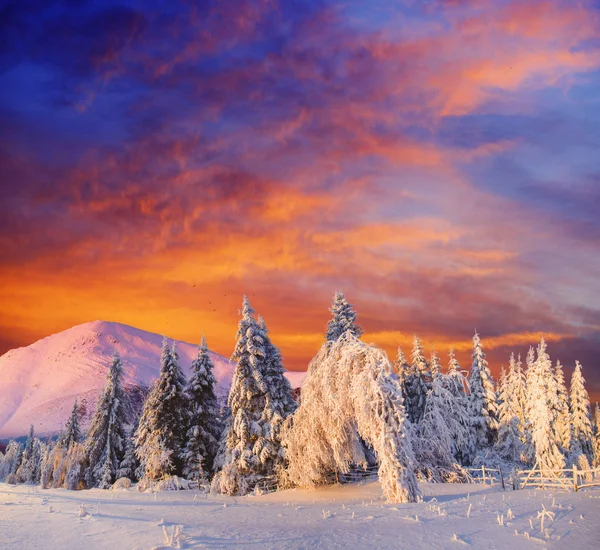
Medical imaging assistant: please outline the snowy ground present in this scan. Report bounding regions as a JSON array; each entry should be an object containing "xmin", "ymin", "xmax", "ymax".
[{"xmin": 1, "ymin": 481, "xmax": 599, "ymax": 549}]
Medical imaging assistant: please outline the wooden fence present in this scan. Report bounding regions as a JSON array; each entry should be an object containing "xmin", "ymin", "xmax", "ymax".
[
  {"xmin": 464, "ymin": 467, "xmax": 505, "ymax": 489},
  {"xmin": 514, "ymin": 465, "xmax": 600, "ymax": 492}
]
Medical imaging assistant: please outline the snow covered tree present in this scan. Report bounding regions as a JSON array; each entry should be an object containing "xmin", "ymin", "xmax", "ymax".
[
  {"xmin": 181, "ymin": 336, "xmax": 223, "ymax": 481},
  {"xmin": 212, "ymin": 297, "xmax": 296, "ymax": 496},
  {"xmin": 282, "ymin": 333, "xmax": 420, "ymax": 503},
  {"xmin": 525, "ymin": 338, "xmax": 565, "ymax": 470},
  {"xmin": 0, "ymin": 441, "xmax": 22, "ymax": 481},
  {"xmin": 64, "ymin": 400, "xmax": 81, "ymax": 449},
  {"xmin": 135, "ymin": 338, "xmax": 187, "ymax": 481},
  {"xmin": 593, "ymin": 403, "xmax": 600, "ymax": 468},
  {"xmin": 430, "ymin": 349, "xmax": 442, "ymax": 381},
  {"xmin": 416, "ymin": 374, "xmax": 469, "ymax": 478},
  {"xmin": 325, "ymin": 291, "xmax": 363, "ymax": 343},
  {"xmin": 444, "ymin": 348, "xmax": 468, "ymax": 398},
  {"xmin": 117, "ymin": 432, "xmax": 139, "ymax": 482},
  {"xmin": 16, "ymin": 425, "xmax": 35, "ymax": 483},
  {"xmin": 50, "ymin": 442, "xmax": 68, "ymax": 488},
  {"xmin": 64, "ymin": 442, "xmax": 87, "ymax": 490},
  {"xmin": 404, "ymin": 336, "xmax": 431, "ymax": 425},
  {"xmin": 40, "ymin": 441, "xmax": 56, "ymax": 489},
  {"xmin": 258, "ymin": 315, "xmax": 298, "ymax": 421},
  {"xmin": 468, "ymin": 332, "xmax": 498, "ymax": 456},
  {"xmin": 495, "ymin": 362, "xmax": 524, "ymax": 464},
  {"xmin": 84, "ymin": 351, "xmax": 127, "ymax": 488},
  {"xmin": 570, "ymin": 361, "xmax": 593, "ymax": 459},
  {"xmin": 394, "ymin": 347, "xmax": 410, "ymax": 391},
  {"xmin": 511, "ymin": 353, "xmax": 527, "ymax": 436},
  {"xmin": 553, "ymin": 360, "xmax": 571, "ymax": 454}
]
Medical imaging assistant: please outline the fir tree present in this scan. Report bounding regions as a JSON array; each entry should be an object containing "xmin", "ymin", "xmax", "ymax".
[
  {"xmin": 258, "ymin": 315, "xmax": 298, "ymax": 421},
  {"xmin": 468, "ymin": 332, "xmax": 498, "ymax": 456},
  {"xmin": 444, "ymin": 348, "xmax": 467, "ymax": 398},
  {"xmin": 570, "ymin": 361, "xmax": 593, "ymax": 459},
  {"xmin": 16, "ymin": 425, "xmax": 40, "ymax": 484},
  {"xmin": 325, "ymin": 291, "xmax": 363, "ymax": 343},
  {"xmin": 495, "ymin": 364, "xmax": 524, "ymax": 464},
  {"xmin": 0, "ymin": 441, "xmax": 22, "ymax": 480},
  {"xmin": 404, "ymin": 336, "xmax": 431, "ymax": 424},
  {"xmin": 394, "ymin": 347, "xmax": 410, "ymax": 392},
  {"xmin": 511, "ymin": 353, "xmax": 527, "ymax": 437},
  {"xmin": 84, "ymin": 351, "xmax": 127, "ymax": 488},
  {"xmin": 593, "ymin": 403, "xmax": 600, "ymax": 468},
  {"xmin": 212, "ymin": 297, "xmax": 295, "ymax": 496},
  {"xmin": 553, "ymin": 360, "xmax": 571, "ymax": 454},
  {"xmin": 135, "ymin": 338, "xmax": 187, "ymax": 481},
  {"xmin": 117, "ymin": 428, "xmax": 139, "ymax": 482},
  {"xmin": 430, "ymin": 349, "xmax": 442, "ymax": 382},
  {"xmin": 64, "ymin": 400, "xmax": 81, "ymax": 449},
  {"xmin": 181, "ymin": 336, "xmax": 223, "ymax": 481},
  {"xmin": 525, "ymin": 338, "xmax": 565, "ymax": 470},
  {"xmin": 418, "ymin": 373, "xmax": 470, "ymax": 474}
]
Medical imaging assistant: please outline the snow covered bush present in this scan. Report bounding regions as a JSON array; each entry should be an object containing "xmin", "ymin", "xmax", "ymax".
[
  {"xmin": 5, "ymin": 472, "xmax": 18, "ymax": 485},
  {"xmin": 112, "ymin": 477, "xmax": 132, "ymax": 490},
  {"xmin": 282, "ymin": 332, "xmax": 420, "ymax": 503}
]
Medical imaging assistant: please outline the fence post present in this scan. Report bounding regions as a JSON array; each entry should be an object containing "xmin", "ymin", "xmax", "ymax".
[
  {"xmin": 482, "ymin": 466, "xmax": 486, "ymax": 484},
  {"xmin": 500, "ymin": 469, "xmax": 505, "ymax": 491},
  {"xmin": 512, "ymin": 469, "xmax": 518, "ymax": 491},
  {"xmin": 573, "ymin": 465, "xmax": 578, "ymax": 492}
]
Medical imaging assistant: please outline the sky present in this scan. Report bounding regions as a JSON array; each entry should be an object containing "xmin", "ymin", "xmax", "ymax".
[{"xmin": 1, "ymin": 0, "xmax": 599, "ymax": 399}]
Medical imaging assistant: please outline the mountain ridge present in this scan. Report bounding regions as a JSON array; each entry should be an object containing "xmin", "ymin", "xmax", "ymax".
[{"xmin": 0, "ymin": 320, "xmax": 305, "ymax": 438}]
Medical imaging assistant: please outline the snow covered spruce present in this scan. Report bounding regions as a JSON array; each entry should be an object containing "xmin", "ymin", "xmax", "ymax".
[{"xmin": 2, "ymin": 292, "xmax": 600, "ymax": 504}]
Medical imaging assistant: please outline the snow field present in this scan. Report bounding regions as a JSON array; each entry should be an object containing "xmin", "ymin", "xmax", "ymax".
[{"xmin": 1, "ymin": 481, "xmax": 599, "ymax": 549}]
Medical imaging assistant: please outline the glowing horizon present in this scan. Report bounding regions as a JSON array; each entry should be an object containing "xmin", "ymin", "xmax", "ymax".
[{"xmin": 1, "ymin": 0, "xmax": 599, "ymax": 399}]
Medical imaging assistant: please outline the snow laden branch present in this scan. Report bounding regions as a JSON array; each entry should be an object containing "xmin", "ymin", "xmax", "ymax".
[{"xmin": 282, "ymin": 333, "xmax": 420, "ymax": 503}]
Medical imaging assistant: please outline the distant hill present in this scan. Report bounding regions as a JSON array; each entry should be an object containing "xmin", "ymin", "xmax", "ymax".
[{"xmin": 0, "ymin": 320, "xmax": 305, "ymax": 438}]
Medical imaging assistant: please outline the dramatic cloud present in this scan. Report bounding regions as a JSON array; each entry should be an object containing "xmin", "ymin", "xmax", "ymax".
[{"xmin": 0, "ymin": 0, "xmax": 599, "ymax": 399}]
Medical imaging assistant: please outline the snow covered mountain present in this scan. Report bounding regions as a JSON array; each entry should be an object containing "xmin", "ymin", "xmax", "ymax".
[{"xmin": 0, "ymin": 320, "xmax": 305, "ymax": 439}]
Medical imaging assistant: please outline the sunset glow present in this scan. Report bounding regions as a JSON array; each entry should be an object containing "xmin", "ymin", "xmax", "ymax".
[{"xmin": 1, "ymin": 0, "xmax": 599, "ymax": 399}]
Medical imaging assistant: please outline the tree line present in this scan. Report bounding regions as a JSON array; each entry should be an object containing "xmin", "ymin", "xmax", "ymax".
[{"xmin": 1, "ymin": 292, "xmax": 599, "ymax": 503}]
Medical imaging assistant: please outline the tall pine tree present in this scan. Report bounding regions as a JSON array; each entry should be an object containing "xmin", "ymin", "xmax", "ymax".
[
  {"xmin": 525, "ymin": 338, "xmax": 564, "ymax": 470},
  {"xmin": 64, "ymin": 400, "xmax": 81, "ymax": 449},
  {"xmin": 325, "ymin": 291, "xmax": 363, "ymax": 343},
  {"xmin": 181, "ymin": 336, "xmax": 223, "ymax": 481},
  {"xmin": 404, "ymin": 336, "xmax": 431, "ymax": 424},
  {"xmin": 570, "ymin": 361, "xmax": 593, "ymax": 459},
  {"xmin": 135, "ymin": 338, "xmax": 187, "ymax": 481},
  {"xmin": 394, "ymin": 347, "xmax": 410, "ymax": 392},
  {"xmin": 84, "ymin": 352, "xmax": 127, "ymax": 488},
  {"xmin": 468, "ymin": 332, "xmax": 498, "ymax": 458},
  {"xmin": 444, "ymin": 348, "xmax": 467, "ymax": 398},
  {"xmin": 212, "ymin": 297, "xmax": 295, "ymax": 496},
  {"xmin": 553, "ymin": 360, "xmax": 571, "ymax": 454},
  {"xmin": 495, "ymin": 363, "xmax": 524, "ymax": 464}
]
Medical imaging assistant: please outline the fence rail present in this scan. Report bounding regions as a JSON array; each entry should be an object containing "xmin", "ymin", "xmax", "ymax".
[
  {"xmin": 514, "ymin": 465, "xmax": 600, "ymax": 492},
  {"xmin": 464, "ymin": 467, "xmax": 505, "ymax": 489}
]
